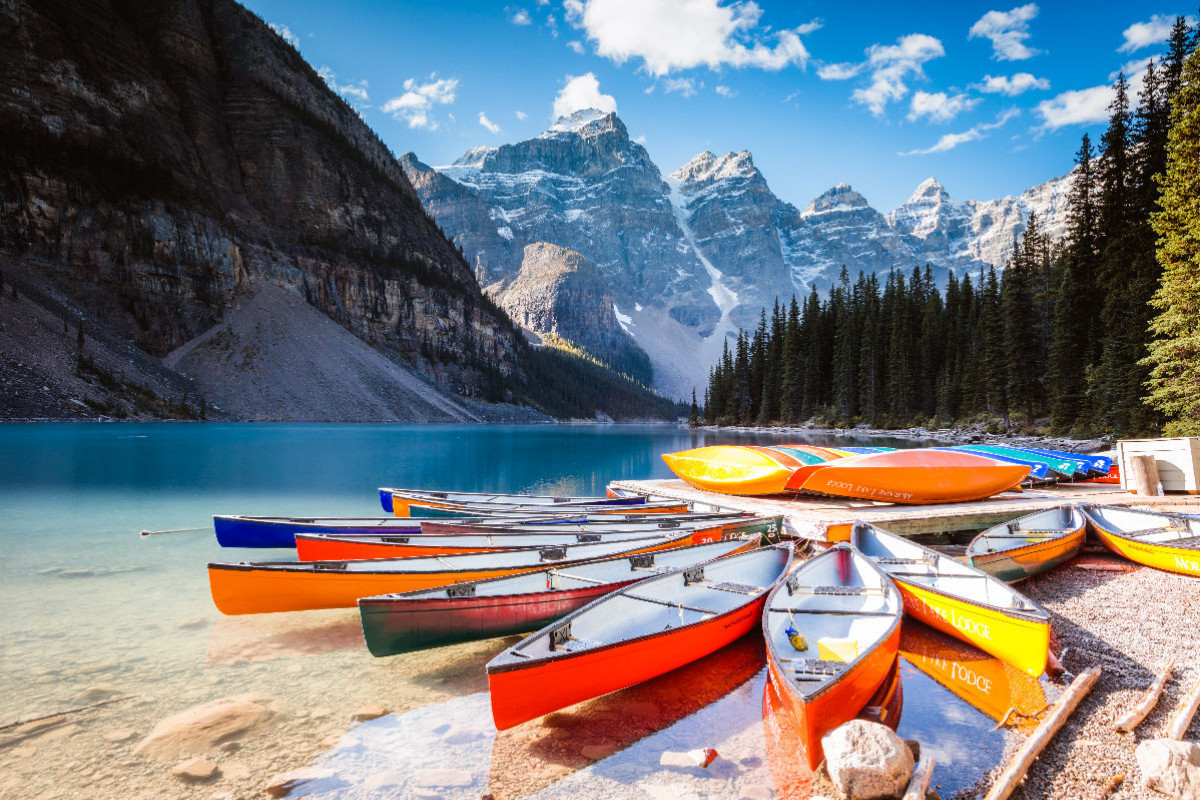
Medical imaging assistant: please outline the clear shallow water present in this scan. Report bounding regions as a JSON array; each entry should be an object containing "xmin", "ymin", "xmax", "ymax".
[{"xmin": 0, "ymin": 423, "xmax": 1023, "ymax": 798}]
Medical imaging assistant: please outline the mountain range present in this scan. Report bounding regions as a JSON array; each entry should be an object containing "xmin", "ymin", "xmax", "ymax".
[{"xmin": 402, "ymin": 109, "xmax": 1076, "ymax": 399}]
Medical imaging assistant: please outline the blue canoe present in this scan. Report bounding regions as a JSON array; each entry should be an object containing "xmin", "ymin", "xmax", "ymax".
[
  {"xmin": 935, "ymin": 447, "xmax": 1051, "ymax": 482},
  {"xmin": 377, "ymin": 488, "xmax": 648, "ymax": 514}
]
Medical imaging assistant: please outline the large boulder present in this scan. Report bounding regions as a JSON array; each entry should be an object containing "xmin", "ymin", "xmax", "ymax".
[
  {"xmin": 1137, "ymin": 738, "xmax": 1200, "ymax": 799},
  {"xmin": 822, "ymin": 720, "xmax": 914, "ymax": 800},
  {"xmin": 134, "ymin": 695, "xmax": 282, "ymax": 760}
]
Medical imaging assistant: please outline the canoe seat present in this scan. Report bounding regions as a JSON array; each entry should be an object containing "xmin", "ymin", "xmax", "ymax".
[
  {"xmin": 1121, "ymin": 526, "xmax": 1187, "ymax": 538},
  {"xmin": 771, "ymin": 606, "xmax": 895, "ymax": 617},
  {"xmin": 703, "ymin": 581, "xmax": 762, "ymax": 596},
  {"xmin": 783, "ymin": 659, "xmax": 847, "ymax": 680},
  {"xmin": 811, "ymin": 585, "xmax": 876, "ymax": 596},
  {"xmin": 1166, "ymin": 535, "xmax": 1200, "ymax": 549},
  {"xmin": 872, "ymin": 557, "xmax": 934, "ymax": 565}
]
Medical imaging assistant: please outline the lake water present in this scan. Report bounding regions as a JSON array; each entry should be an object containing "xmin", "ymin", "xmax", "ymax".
[{"xmin": 0, "ymin": 423, "xmax": 1043, "ymax": 799}]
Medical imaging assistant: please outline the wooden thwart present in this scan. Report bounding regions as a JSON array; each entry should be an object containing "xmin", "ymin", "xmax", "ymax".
[
  {"xmin": 1167, "ymin": 671, "xmax": 1200, "ymax": 740},
  {"xmin": 1113, "ymin": 657, "xmax": 1173, "ymax": 733},
  {"xmin": 984, "ymin": 665, "xmax": 1101, "ymax": 800}
]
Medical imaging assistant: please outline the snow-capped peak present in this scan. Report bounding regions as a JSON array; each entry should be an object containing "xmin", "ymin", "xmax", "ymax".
[
  {"xmin": 803, "ymin": 183, "xmax": 870, "ymax": 216},
  {"xmin": 671, "ymin": 150, "xmax": 757, "ymax": 184},
  {"xmin": 451, "ymin": 145, "xmax": 495, "ymax": 168},
  {"xmin": 910, "ymin": 177, "xmax": 948, "ymax": 201},
  {"xmin": 544, "ymin": 107, "xmax": 611, "ymax": 134}
]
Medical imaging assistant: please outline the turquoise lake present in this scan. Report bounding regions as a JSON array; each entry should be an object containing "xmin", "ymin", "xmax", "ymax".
[{"xmin": 0, "ymin": 423, "xmax": 1036, "ymax": 799}]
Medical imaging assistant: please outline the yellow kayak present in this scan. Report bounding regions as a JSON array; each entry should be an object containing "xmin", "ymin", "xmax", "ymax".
[
  {"xmin": 1082, "ymin": 504, "xmax": 1200, "ymax": 575},
  {"xmin": 851, "ymin": 521, "xmax": 1051, "ymax": 677}
]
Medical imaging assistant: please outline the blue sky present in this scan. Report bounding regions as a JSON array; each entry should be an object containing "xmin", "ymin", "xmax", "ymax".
[{"xmin": 243, "ymin": 1, "xmax": 1193, "ymax": 211}]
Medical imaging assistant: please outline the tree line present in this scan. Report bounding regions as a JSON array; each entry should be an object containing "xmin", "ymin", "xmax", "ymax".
[{"xmin": 696, "ymin": 19, "xmax": 1200, "ymax": 437}]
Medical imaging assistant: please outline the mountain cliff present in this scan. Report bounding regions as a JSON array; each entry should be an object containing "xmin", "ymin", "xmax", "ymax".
[
  {"xmin": 0, "ymin": 0, "xmax": 541, "ymax": 419},
  {"xmin": 407, "ymin": 109, "xmax": 1074, "ymax": 397}
]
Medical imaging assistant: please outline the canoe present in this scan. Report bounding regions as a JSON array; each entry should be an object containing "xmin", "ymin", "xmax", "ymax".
[
  {"xmin": 934, "ymin": 447, "xmax": 1051, "ymax": 482},
  {"xmin": 413, "ymin": 510, "xmax": 755, "ymax": 535},
  {"xmin": 208, "ymin": 532, "xmax": 698, "ymax": 615},
  {"xmin": 404, "ymin": 499, "xmax": 692, "ymax": 519},
  {"xmin": 1010, "ymin": 447, "xmax": 1103, "ymax": 478},
  {"xmin": 660, "ymin": 445, "xmax": 808, "ymax": 495},
  {"xmin": 950, "ymin": 445, "xmax": 1081, "ymax": 481},
  {"xmin": 763, "ymin": 543, "xmax": 903, "ymax": 770},
  {"xmin": 358, "ymin": 538, "xmax": 757, "ymax": 656},
  {"xmin": 763, "ymin": 655, "xmax": 902, "ymax": 797},
  {"xmin": 216, "ymin": 509, "xmax": 747, "ymax": 549},
  {"xmin": 786, "ymin": 449, "xmax": 1029, "ymax": 504},
  {"xmin": 965, "ymin": 505, "xmax": 1086, "ymax": 582},
  {"xmin": 1082, "ymin": 504, "xmax": 1200, "ymax": 575},
  {"xmin": 850, "ymin": 522, "xmax": 1051, "ymax": 677},
  {"xmin": 295, "ymin": 515, "xmax": 782, "ymax": 561},
  {"xmin": 486, "ymin": 543, "xmax": 794, "ymax": 729},
  {"xmin": 378, "ymin": 488, "xmax": 646, "ymax": 514},
  {"xmin": 898, "ymin": 620, "xmax": 1046, "ymax": 734}
]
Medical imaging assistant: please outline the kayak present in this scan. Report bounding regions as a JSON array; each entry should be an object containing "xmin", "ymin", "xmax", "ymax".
[
  {"xmin": 358, "ymin": 538, "xmax": 757, "ymax": 656},
  {"xmin": 899, "ymin": 620, "xmax": 1047, "ymax": 734},
  {"xmin": 786, "ymin": 449, "xmax": 1029, "ymax": 504},
  {"xmin": 295, "ymin": 515, "xmax": 782, "ymax": 561},
  {"xmin": 949, "ymin": 445, "xmax": 1082, "ymax": 481},
  {"xmin": 413, "ymin": 510, "xmax": 756, "ymax": 535},
  {"xmin": 965, "ymin": 505, "xmax": 1086, "ymax": 582},
  {"xmin": 1010, "ymin": 447, "xmax": 1105, "ymax": 478},
  {"xmin": 934, "ymin": 447, "xmax": 1051, "ymax": 482},
  {"xmin": 378, "ymin": 488, "xmax": 647, "ymax": 515},
  {"xmin": 1082, "ymin": 504, "xmax": 1200, "ymax": 575},
  {"xmin": 763, "ymin": 543, "xmax": 903, "ymax": 770},
  {"xmin": 660, "ymin": 445, "xmax": 809, "ymax": 495},
  {"xmin": 486, "ymin": 543, "xmax": 794, "ymax": 729},
  {"xmin": 207, "ymin": 532, "xmax": 698, "ymax": 615},
  {"xmin": 850, "ymin": 522, "xmax": 1051, "ymax": 677}
]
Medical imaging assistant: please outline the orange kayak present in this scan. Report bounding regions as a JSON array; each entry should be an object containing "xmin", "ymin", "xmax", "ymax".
[
  {"xmin": 208, "ymin": 533, "xmax": 696, "ymax": 615},
  {"xmin": 763, "ymin": 543, "xmax": 903, "ymax": 770},
  {"xmin": 661, "ymin": 445, "xmax": 808, "ymax": 495},
  {"xmin": 785, "ymin": 449, "xmax": 1029, "ymax": 504},
  {"xmin": 486, "ymin": 543, "xmax": 794, "ymax": 729}
]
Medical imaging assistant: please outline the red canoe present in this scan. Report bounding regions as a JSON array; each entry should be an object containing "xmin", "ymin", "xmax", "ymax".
[
  {"xmin": 486, "ymin": 543, "xmax": 794, "ymax": 730},
  {"xmin": 785, "ymin": 449, "xmax": 1029, "ymax": 504},
  {"xmin": 763, "ymin": 543, "xmax": 903, "ymax": 770}
]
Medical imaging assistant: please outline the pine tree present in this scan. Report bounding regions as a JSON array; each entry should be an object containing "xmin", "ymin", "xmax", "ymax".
[
  {"xmin": 758, "ymin": 299, "xmax": 784, "ymax": 425},
  {"xmin": 1003, "ymin": 215, "xmax": 1045, "ymax": 423},
  {"xmin": 779, "ymin": 296, "xmax": 802, "ymax": 422},
  {"xmin": 1144, "ymin": 46, "xmax": 1200, "ymax": 434},
  {"xmin": 688, "ymin": 389, "xmax": 701, "ymax": 426},
  {"xmin": 980, "ymin": 266, "xmax": 1008, "ymax": 425},
  {"xmin": 800, "ymin": 289, "xmax": 823, "ymax": 419}
]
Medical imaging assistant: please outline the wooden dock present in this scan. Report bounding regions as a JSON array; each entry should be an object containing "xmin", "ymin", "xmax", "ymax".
[{"xmin": 609, "ymin": 478, "xmax": 1200, "ymax": 542}]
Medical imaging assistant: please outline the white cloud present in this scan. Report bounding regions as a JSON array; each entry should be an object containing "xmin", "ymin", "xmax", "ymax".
[
  {"xmin": 908, "ymin": 91, "xmax": 980, "ymax": 123},
  {"xmin": 566, "ymin": 0, "xmax": 813, "ymax": 77},
  {"xmin": 817, "ymin": 62, "xmax": 865, "ymax": 80},
  {"xmin": 317, "ymin": 67, "xmax": 370, "ymax": 105},
  {"xmin": 553, "ymin": 72, "xmax": 618, "ymax": 119},
  {"xmin": 567, "ymin": 40, "xmax": 585, "ymax": 54},
  {"xmin": 515, "ymin": 110, "xmax": 528, "ymax": 120},
  {"xmin": 662, "ymin": 77, "xmax": 698, "ymax": 97},
  {"xmin": 269, "ymin": 23, "xmax": 300, "ymax": 49},
  {"xmin": 1036, "ymin": 58, "xmax": 1156, "ymax": 130},
  {"xmin": 969, "ymin": 4, "xmax": 1040, "ymax": 61},
  {"xmin": 1118, "ymin": 15, "xmax": 1177, "ymax": 52},
  {"xmin": 633, "ymin": 134, "xmax": 647, "ymax": 143},
  {"xmin": 715, "ymin": 84, "xmax": 737, "ymax": 98},
  {"xmin": 381, "ymin": 75, "xmax": 458, "ymax": 130},
  {"xmin": 478, "ymin": 112, "xmax": 502, "ymax": 134},
  {"xmin": 975, "ymin": 72, "xmax": 1049, "ymax": 95},
  {"xmin": 796, "ymin": 19, "xmax": 823, "ymax": 35},
  {"xmin": 901, "ymin": 108, "xmax": 1019, "ymax": 155},
  {"xmin": 850, "ymin": 34, "xmax": 946, "ymax": 116},
  {"xmin": 509, "ymin": 7, "xmax": 532, "ymax": 25},
  {"xmin": 546, "ymin": 13, "xmax": 559, "ymax": 37}
]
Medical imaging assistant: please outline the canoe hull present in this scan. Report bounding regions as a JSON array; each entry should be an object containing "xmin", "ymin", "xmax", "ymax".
[
  {"xmin": 968, "ymin": 527, "xmax": 1086, "ymax": 582},
  {"xmin": 767, "ymin": 625, "xmax": 901, "ymax": 770},
  {"xmin": 487, "ymin": 601, "xmax": 766, "ymax": 730},
  {"xmin": 360, "ymin": 583, "xmax": 636, "ymax": 657},
  {"xmin": 214, "ymin": 516, "xmax": 424, "ymax": 549},
  {"xmin": 1093, "ymin": 528, "xmax": 1200, "ymax": 575},
  {"xmin": 789, "ymin": 458, "xmax": 1027, "ymax": 504},
  {"xmin": 661, "ymin": 446, "xmax": 801, "ymax": 496},
  {"xmin": 892, "ymin": 578, "xmax": 1049, "ymax": 677}
]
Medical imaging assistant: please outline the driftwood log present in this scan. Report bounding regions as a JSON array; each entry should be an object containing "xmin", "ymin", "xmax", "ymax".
[
  {"xmin": 984, "ymin": 665, "xmax": 1101, "ymax": 800},
  {"xmin": 1113, "ymin": 658, "xmax": 1174, "ymax": 732},
  {"xmin": 902, "ymin": 752, "xmax": 935, "ymax": 800},
  {"xmin": 0, "ymin": 695, "xmax": 135, "ymax": 732},
  {"xmin": 1167, "ymin": 671, "xmax": 1200, "ymax": 740}
]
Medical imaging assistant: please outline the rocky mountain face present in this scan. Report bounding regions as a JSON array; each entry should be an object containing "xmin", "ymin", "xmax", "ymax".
[
  {"xmin": 405, "ymin": 110, "xmax": 1074, "ymax": 398},
  {"xmin": 496, "ymin": 243, "xmax": 651, "ymax": 383},
  {"xmin": 0, "ymin": 0, "xmax": 524, "ymax": 418}
]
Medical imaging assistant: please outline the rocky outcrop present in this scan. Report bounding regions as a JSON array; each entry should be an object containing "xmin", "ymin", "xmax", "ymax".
[
  {"xmin": 821, "ymin": 720, "xmax": 914, "ymax": 800},
  {"xmin": 497, "ymin": 243, "xmax": 651, "ymax": 382},
  {"xmin": 0, "ymin": 0, "xmax": 522, "ymax": 409},
  {"xmin": 134, "ymin": 695, "xmax": 282, "ymax": 760}
]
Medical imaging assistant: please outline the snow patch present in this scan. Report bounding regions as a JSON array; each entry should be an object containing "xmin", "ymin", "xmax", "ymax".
[
  {"xmin": 612, "ymin": 303, "xmax": 635, "ymax": 334},
  {"xmin": 664, "ymin": 176, "xmax": 739, "ymax": 328}
]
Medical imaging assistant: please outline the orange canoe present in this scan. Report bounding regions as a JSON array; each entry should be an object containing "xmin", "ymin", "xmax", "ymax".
[
  {"xmin": 208, "ymin": 533, "xmax": 697, "ymax": 615},
  {"xmin": 785, "ymin": 449, "xmax": 1029, "ymax": 504},
  {"xmin": 661, "ymin": 445, "xmax": 809, "ymax": 495},
  {"xmin": 486, "ymin": 543, "xmax": 794, "ymax": 729},
  {"xmin": 763, "ymin": 543, "xmax": 903, "ymax": 770}
]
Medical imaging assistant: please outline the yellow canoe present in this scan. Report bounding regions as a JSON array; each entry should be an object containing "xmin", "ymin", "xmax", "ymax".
[
  {"xmin": 1082, "ymin": 504, "xmax": 1200, "ymax": 575},
  {"xmin": 851, "ymin": 522, "xmax": 1051, "ymax": 677},
  {"xmin": 661, "ymin": 445, "xmax": 808, "ymax": 496}
]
